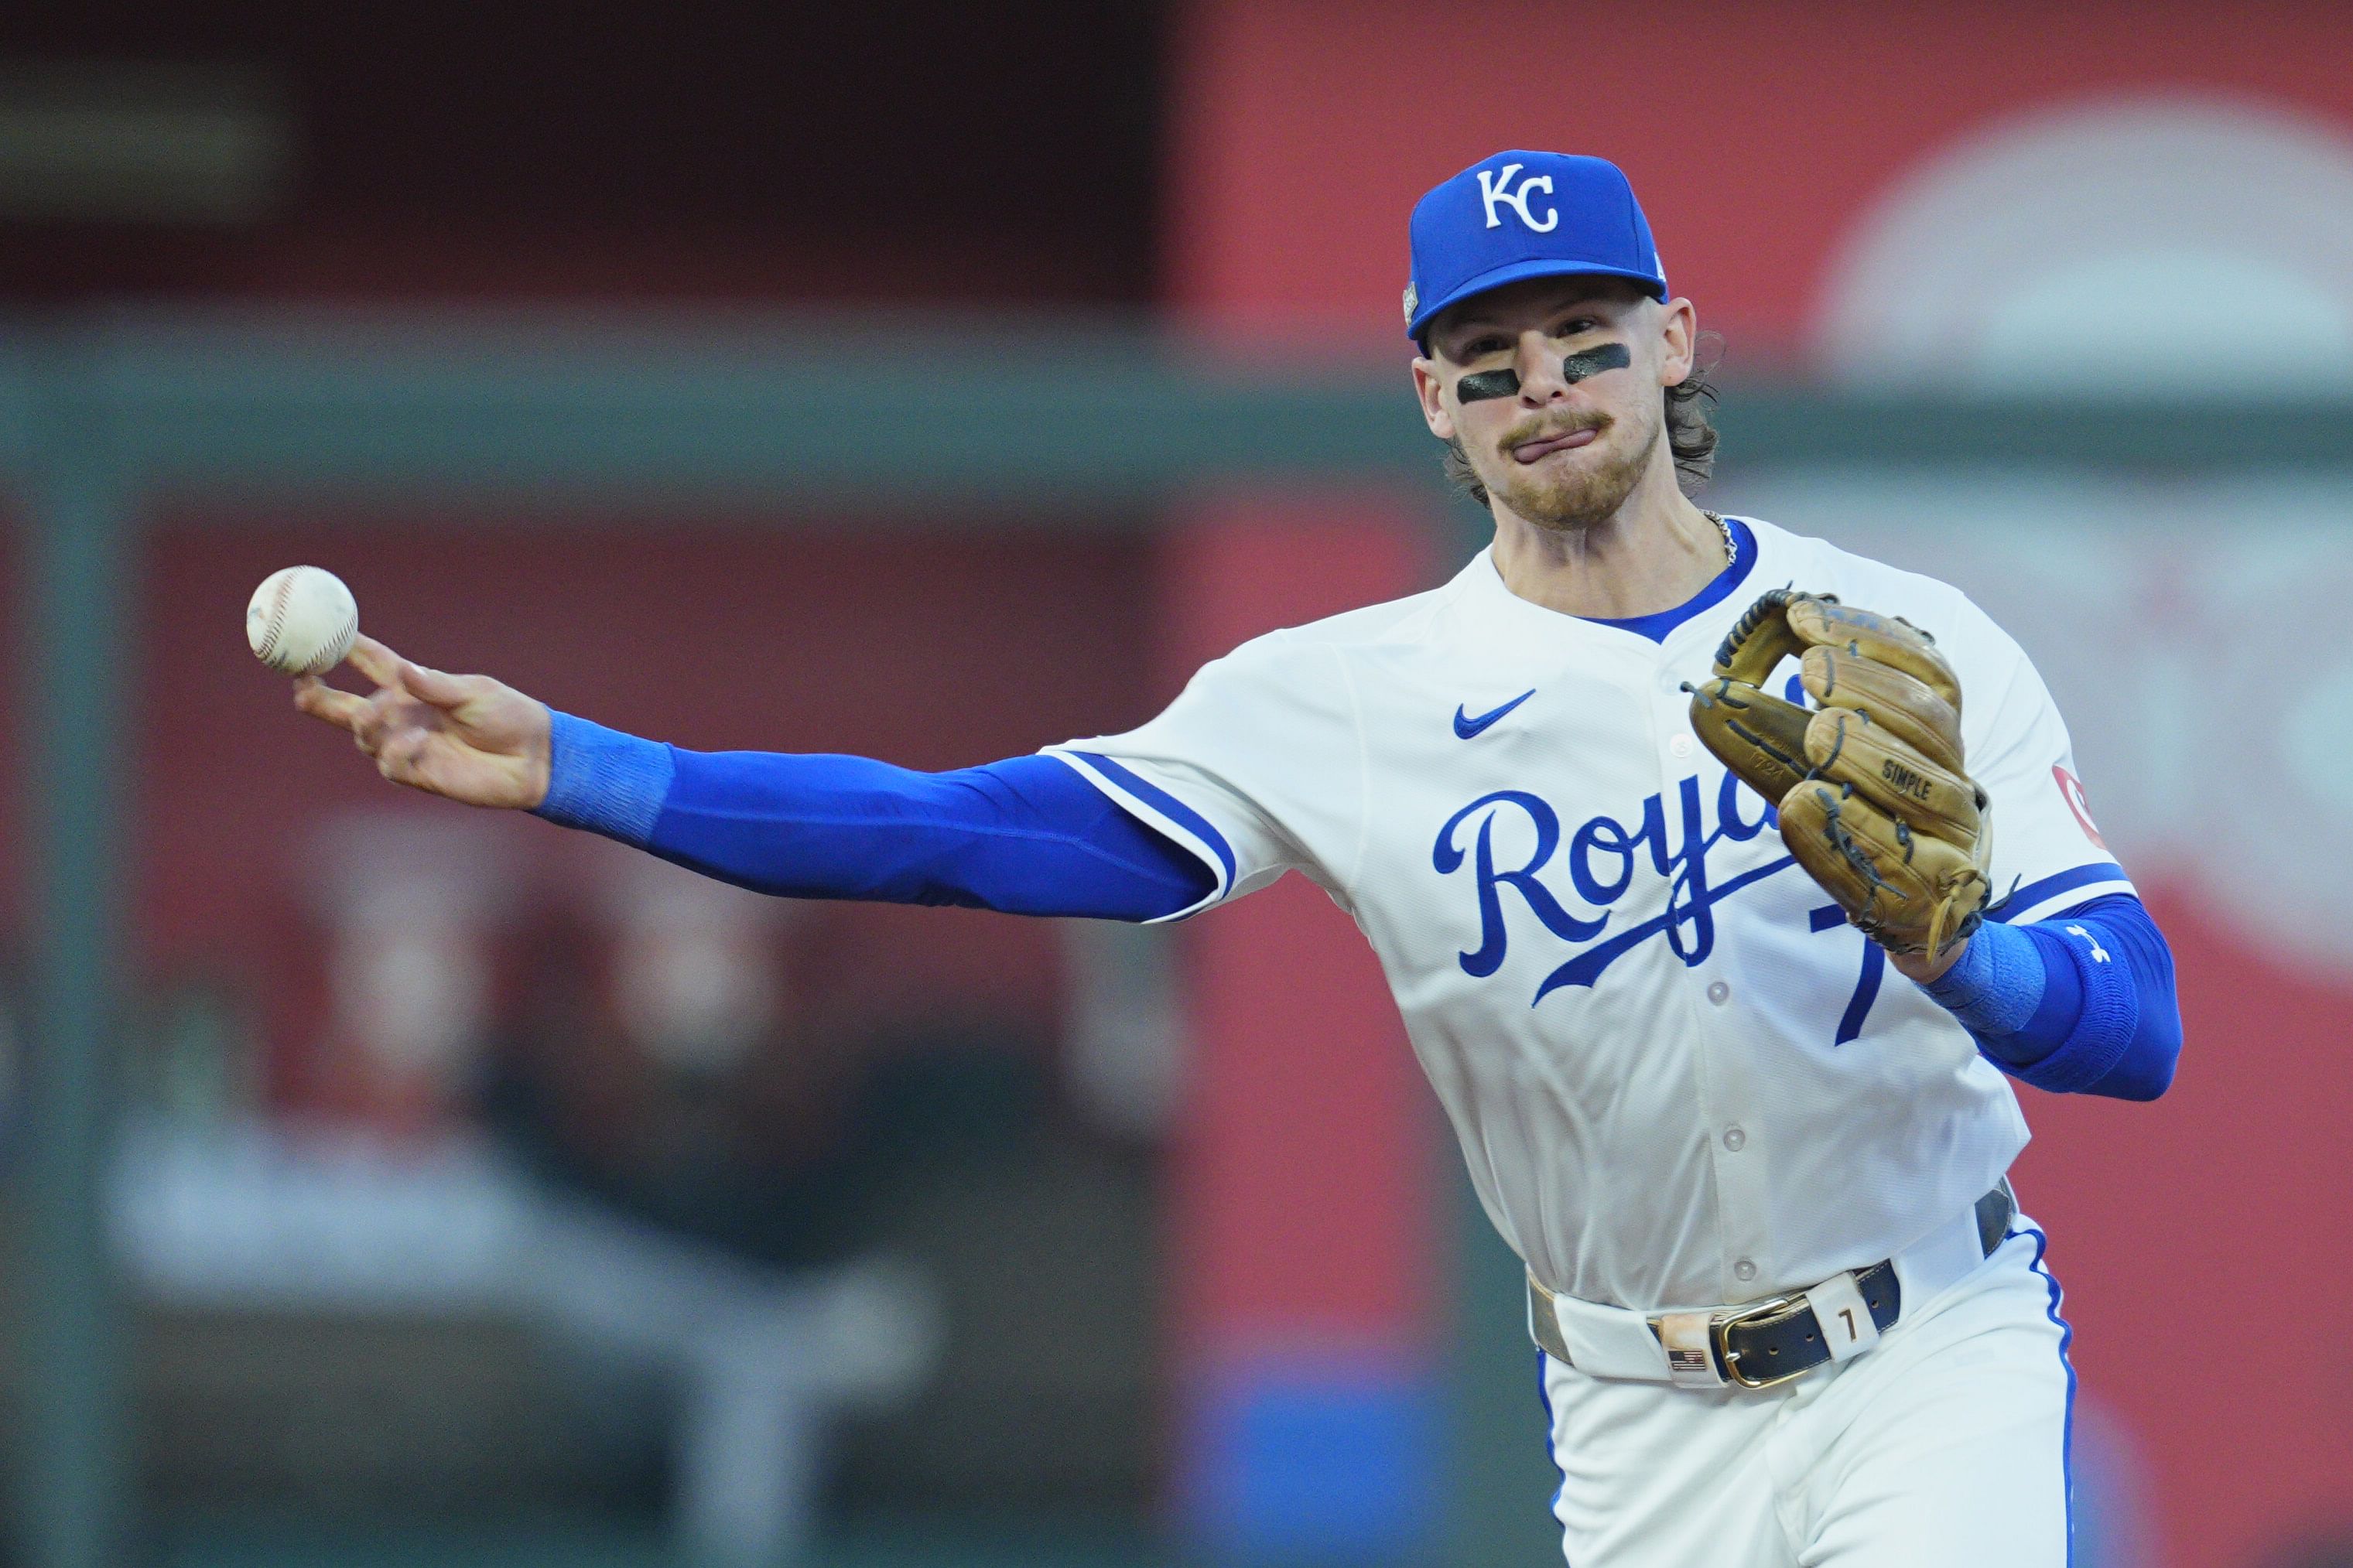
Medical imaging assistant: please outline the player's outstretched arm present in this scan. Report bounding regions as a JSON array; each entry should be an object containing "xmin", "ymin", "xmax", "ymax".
[
  {"xmin": 289, "ymin": 645, "xmax": 1212, "ymax": 922},
  {"xmin": 292, "ymin": 635, "xmax": 552, "ymax": 810}
]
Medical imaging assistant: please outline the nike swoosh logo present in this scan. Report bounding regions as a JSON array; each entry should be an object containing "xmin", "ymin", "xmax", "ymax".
[{"xmin": 1453, "ymin": 689, "xmax": 1536, "ymax": 739}]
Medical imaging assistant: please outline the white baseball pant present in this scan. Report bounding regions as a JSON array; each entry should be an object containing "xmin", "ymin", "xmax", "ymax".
[{"xmin": 1539, "ymin": 1222, "xmax": 2074, "ymax": 1566}]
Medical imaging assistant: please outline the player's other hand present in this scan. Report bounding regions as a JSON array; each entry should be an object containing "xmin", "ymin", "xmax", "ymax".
[{"xmin": 293, "ymin": 634, "xmax": 551, "ymax": 810}]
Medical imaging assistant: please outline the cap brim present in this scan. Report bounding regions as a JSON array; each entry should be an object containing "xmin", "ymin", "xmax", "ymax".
[{"xmin": 1406, "ymin": 257, "xmax": 1668, "ymax": 343}]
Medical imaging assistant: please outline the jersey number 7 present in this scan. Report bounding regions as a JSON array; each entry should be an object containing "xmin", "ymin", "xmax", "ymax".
[{"xmin": 1811, "ymin": 902, "xmax": 1885, "ymax": 1047}]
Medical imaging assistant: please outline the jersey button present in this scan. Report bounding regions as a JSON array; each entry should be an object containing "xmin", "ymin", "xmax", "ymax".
[
  {"xmin": 1733, "ymin": 1259, "xmax": 1759, "ymax": 1284},
  {"xmin": 1722, "ymin": 1126, "xmax": 1746, "ymax": 1152},
  {"xmin": 1706, "ymin": 980, "xmax": 1730, "ymax": 1006},
  {"xmin": 1670, "ymin": 733, "xmax": 1695, "ymax": 759}
]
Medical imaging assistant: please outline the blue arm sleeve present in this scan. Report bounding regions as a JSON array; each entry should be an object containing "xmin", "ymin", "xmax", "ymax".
[
  {"xmin": 531, "ymin": 711, "xmax": 1216, "ymax": 922},
  {"xmin": 1920, "ymin": 893, "xmax": 2180, "ymax": 1100}
]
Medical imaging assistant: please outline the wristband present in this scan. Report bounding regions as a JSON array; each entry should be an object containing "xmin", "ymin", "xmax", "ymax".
[{"xmin": 531, "ymin": 710, "xmax": 675, "ymax": 845}]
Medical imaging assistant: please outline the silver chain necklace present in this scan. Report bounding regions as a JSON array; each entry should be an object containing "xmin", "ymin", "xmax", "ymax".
[{"xmin": 1703, "ymin": 511, "xmax": 1736, "ymax": 566}]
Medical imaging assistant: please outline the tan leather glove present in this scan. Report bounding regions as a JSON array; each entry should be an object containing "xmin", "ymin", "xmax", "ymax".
[{"xmin": 1688, "ymin": 590, "xmax": 1992, "ymax": 959}]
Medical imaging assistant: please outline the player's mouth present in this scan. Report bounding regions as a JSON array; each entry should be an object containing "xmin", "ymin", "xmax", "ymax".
[{"xmin": 1510, "ymin": 426, "xmax": 1601, "ymax": 464}]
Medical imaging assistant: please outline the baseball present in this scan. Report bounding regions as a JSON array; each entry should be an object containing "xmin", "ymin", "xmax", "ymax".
[{"xmin": 246, "ymin": 565, "xmax": 360, "ymax": 675}]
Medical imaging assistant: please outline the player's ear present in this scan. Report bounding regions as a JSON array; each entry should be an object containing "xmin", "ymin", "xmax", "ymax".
[
  {"xmin": 1657, "ymin": 296, "xmax": 1698, "ymax": 388},
  {"xmin": 1412, "ymin": 357, "xmax": 1457, "ymax": 440}
]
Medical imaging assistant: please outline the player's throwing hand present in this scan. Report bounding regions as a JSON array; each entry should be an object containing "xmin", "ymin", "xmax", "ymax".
[{"xmin": 292, "ymin": 634, "xmax": 552, "ymax": 810}]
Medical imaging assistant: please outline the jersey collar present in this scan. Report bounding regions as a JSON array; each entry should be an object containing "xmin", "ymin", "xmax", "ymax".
[
  {"xmin": 1459, "ymin": 514, "xmax": 1780, "ymax": 656},
  {"xmin": 1580, "ymin": 516, "xmax": 1759, "ymax": 644}
]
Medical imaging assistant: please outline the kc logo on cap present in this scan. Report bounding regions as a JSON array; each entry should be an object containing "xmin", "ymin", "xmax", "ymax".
[
  {"xmin": 1405, "ymin": 151, "xmax": 1667, "ymax": 343},
  {"xmin": 1476, "ymin": 163, "xmax": 1558, "ymax": 233}
]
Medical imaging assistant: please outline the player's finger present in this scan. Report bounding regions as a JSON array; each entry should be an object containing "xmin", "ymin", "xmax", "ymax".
[
  {"xmin": 352, "ymin": 691, "xmax": 412, "ymax": 756},
  {"xmin": 377, "ymin": 729, "xmax": 429, "ymax": 784},
  {"xmin": 401, "ymin": 659, "xmax": 475, "ymax": 711},
  {"xmin": 344, "ymin": 635, "xmax": 409, "ymax": 692},
  {"xmin": 292, "ymin": 675, "xmax": 368, "ymax": 733}
]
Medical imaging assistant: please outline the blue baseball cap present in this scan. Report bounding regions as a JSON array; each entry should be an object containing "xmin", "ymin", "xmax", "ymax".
[{"xmin": 1405, "ymin": 152, "xmax": 1667, "ymax": 344}]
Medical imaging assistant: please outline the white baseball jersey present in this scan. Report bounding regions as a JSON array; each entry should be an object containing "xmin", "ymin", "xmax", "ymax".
[{"xmin": 1048, "ymin": 514, "xmax": 2130, "ymax": 1313}]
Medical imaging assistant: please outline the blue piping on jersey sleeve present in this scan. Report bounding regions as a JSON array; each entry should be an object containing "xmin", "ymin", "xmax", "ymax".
[
  {"xmin": 1985, "ymin": 860, "xmax": 2132, "ymax": 924},
  {"xmin": 1064, "ymin": 749, "xmax": 1238, "ymax": 893},
  {"xmin": 1920, "ymin": 893, "xmax": 2179, "ymax": 1101},
  {"xmin": 528, "ymin": 712, "xmax": 1214, "ymax": 921},
  {"xmin": 1579, "ymin": 516, "xmax": 1758, "ymax": 643}
]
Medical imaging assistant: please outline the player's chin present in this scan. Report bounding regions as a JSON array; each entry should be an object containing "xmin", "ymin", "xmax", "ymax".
[{"xmin": 1503, "ymin": 468, "xmax": 1634, "ymax": 531}]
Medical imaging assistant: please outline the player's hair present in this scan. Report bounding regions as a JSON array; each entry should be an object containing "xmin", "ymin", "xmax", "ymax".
[{"xmin": 1440, "ymin": 346, "xmax": 1722, "ymax": 508}]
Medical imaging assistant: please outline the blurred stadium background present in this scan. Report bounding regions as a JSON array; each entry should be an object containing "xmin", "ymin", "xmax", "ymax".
[{"xmin": 0, "ymin": 3, "xmax": 2349, "ymax": 1566}]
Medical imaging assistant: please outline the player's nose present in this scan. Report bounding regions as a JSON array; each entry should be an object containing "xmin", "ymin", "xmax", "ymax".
[{"xmin": 1512, "ymin": 331, "xmax": 1571, "ymax": 403}]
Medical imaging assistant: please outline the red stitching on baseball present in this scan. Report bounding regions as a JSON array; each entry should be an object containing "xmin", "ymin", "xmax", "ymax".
[{"xmin": 258, "ymin": 572, "xmax": 296, "ymax": 664}]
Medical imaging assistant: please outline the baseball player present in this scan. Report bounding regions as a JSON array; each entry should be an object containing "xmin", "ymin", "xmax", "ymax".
[{"xmin": 292, "ymin": 151, "xmax": 2180, "ymax": 1566}]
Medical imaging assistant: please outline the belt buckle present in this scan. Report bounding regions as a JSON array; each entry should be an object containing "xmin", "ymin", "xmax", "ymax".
[{"xmin": 1712, "ymin": 1295, "xmax": 1810, "ymax": 1390}]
